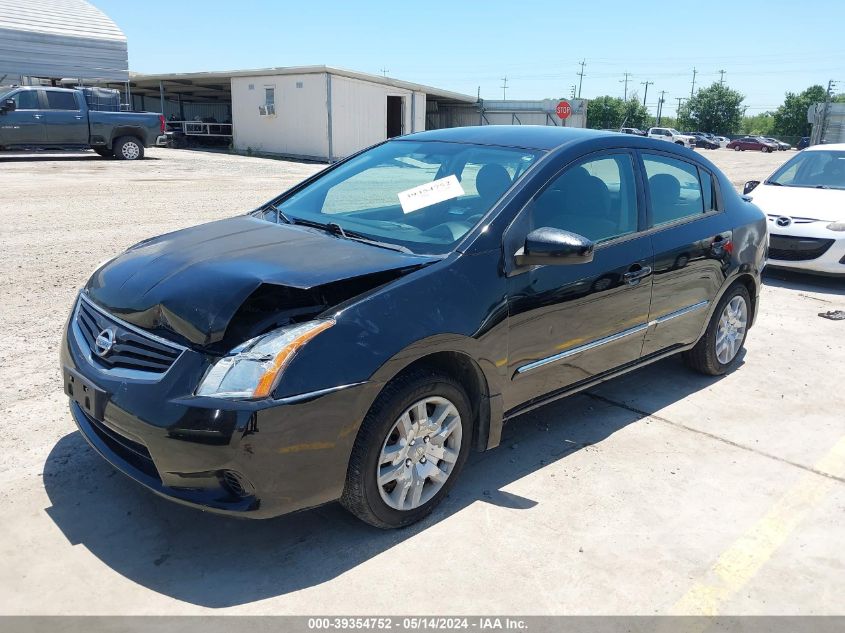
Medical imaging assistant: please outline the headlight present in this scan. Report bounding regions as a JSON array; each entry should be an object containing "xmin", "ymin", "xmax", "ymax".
[
  {"xmin": 826, "ymin": 221, "xmax": 845, "ymax": 231},
  {"xmin": 196, "ymin": 319, "xmax": 334, "ymax": 399}
]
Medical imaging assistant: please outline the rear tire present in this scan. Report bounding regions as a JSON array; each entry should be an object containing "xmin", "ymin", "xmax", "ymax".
[
  {"xmin": 341, "ymin": 367, "xmax": 473, "ymax": 529},
  {"xmin": 734, "ymin": 146, "xmax": 741, "ymax": 151},
  {"xmin": 683, "ymin": 284, "xmax": 751, "ymax": 376},
  {"xmin": 113, "ymin": 136, "xmax": 144, "ymax": 160},
  {"xmin": 762, "ymin": 146, "xmax": 770, "ymax": 153}
]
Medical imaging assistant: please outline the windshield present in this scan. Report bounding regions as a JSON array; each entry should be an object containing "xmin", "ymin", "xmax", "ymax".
[
  {"xmin": 767, "ymin": 150, "xmax": 845, "ymax": 190},
  {"xmin": 264, "ymin": 140, "xmax": 543, "ymax": 254}
]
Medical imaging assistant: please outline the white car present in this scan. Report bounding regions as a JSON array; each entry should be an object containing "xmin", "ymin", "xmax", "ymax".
[
  {"xmin": 744, "ymin": 143, "xmax": 845, "ymax": 276},
  {"xmin": 647, "ymin": 127, "xmax": 697, "ymax": 149}
]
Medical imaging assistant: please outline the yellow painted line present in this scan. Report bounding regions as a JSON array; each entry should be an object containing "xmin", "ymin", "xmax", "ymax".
[{"xmin": 671, "ymin": 435, "xmax": 845, "ymax": 616}]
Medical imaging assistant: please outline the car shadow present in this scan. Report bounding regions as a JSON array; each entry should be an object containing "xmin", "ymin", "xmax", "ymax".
[
  {"xmin": 0, "ymin": 151, "xmax": 159, "ymax": 162},
  {"xmin": 763, "ymin": 268, "xmax": 845, "ymax": 296},
  {"xmin": 43, "ymin": 355, "xmax": 726, "ymax": 608}
]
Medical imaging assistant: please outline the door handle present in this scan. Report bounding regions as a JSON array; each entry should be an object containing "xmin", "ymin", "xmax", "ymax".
[
  {"xmin": 32, "ymin": 114, "xmax": 43, "ymax": 119},
  {"xmin": 623, "ymin": 264, "xmax": 652, "ymax": 285},
  {"xmin": 74, "ymin": 115, "xmax": 83, "ymax": 119}
]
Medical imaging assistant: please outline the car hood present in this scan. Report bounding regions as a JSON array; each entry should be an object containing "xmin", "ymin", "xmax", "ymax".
[
  {"xmin": 749, "ymin": 184, "xmax": 845, "ymax": 221},
  {"xmin": 85, "ymin": 215, "xmax": 435, "ymax": 347}
]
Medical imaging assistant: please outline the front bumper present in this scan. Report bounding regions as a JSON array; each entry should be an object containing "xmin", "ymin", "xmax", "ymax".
[
  {"xmin": 766, "ymin": 220, "xmax": 845, "ymax": 276},
  {"xmin": 155, "ymin": 134, "xmax": 168, "ymax": 146},
  {"xmin": 61, "ymin": 298, "xmax": 379, "ymax": 519}
]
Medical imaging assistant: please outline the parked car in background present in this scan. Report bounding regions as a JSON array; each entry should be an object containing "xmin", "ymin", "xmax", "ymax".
[
  {"xmin": 688, "ymin": 133, "xmax": 720, "ymax": 150},
  {"xmin": 727, "ymin": 136, "xmax": 778, "ymax": 153},
  {"xmin": 0, "ymin": 85, "xmax": 165, "ymax": 159},
  {"xmin": 647, "ymin": 127, "xmax": 697, "ymax": 148},
  {"xmin": 743, "ymin": 143, "xmax": 845, "ymax": 276},
  {"xmin": 61, "ymin": 126, "xmax": 766, "ymax": 528},
  {"xmin": 797, "ymin": 137, "xmax": 810, "ymax": 150},
  {"xmin": 620, "ymin": 127, "xmax": 647, "ymax": 136},
  {"xmin": 763, "ymin": 137, "xmax": 791, "ymax": 151},
  {"xmin": 715, "ymin": 136, "xmax": 730, "ymax": 148}
]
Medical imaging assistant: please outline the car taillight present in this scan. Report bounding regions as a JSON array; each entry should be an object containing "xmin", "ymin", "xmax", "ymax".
[{"xmin": 159, "ymin": 114, "xmax": 165, "ymax": 134}]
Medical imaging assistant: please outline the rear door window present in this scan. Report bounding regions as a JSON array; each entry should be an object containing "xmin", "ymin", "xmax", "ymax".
[
  {"xmin": 45, "ymin": 91, "xmax": 79, "ymax": 110},
  {"xmin": 643, "ymin": 154, "xmax": 706, "ymax": 226}
]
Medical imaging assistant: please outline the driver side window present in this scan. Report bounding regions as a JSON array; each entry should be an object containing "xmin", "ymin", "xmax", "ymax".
[
  {"xmin": 528, "ymin": 154, "xmax": 639, "ymax": 243},
  {"xmin": 11, "ymin": 90, "xmax": 39, "ymax": 110}
]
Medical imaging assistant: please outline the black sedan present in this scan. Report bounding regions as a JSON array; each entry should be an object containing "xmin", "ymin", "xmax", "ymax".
[
  {"xmin": 61, "ymin": 127, "xmax": 767, "ymax": 528},
  {"xmin": 689, "ymin": 133, "xmax": 720, "ymax": 149}
]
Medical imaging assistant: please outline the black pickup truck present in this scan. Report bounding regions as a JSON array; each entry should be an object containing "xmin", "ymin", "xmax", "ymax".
[{"xmin": 0, "ymin": 86, "xmax": 166, "ymax": 160}]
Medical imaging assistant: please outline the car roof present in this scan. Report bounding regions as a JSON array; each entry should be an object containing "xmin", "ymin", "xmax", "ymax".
[
  {"xmin": 805, "ymin": 143, "xmax": 845, "ymax": 151},
  {"xmin": 399, "ymin": 125, "xmax": 617, "ymax": 151}
]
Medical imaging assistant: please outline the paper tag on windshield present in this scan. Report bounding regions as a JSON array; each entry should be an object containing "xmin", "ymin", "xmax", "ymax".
[{"xmin": 397, "ymin": 175, "xmax": 465, "ymax": 214}]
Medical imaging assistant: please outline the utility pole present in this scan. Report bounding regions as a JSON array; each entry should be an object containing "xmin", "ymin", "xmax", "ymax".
[
  {"xmin": 641, "ymin": 80, "xmax": 653, "ymax": 107},
  {"xmin": 657, "ymin": 90, "xmax": 667, "ymax": 125},
  {"xmin": 576, "ymin": 59, "xmax": 586, "ymax": 98},
  {"xmin": 619, "ymin": 72, "xmax": 631, "ymax": 100},
  {"xmin": 500, "ymin": 76, "xmax": 508, "ymax": 100},
  {"xmin": 379, "ymin": 67, "xmax": 389, "ymax": 77},
  {"xmin": 570, "ymin": 85, "xmax": 577, "ymax": 99},
  {"xmin": 676, "ymin": 96, "xmax": 687, "ymax": 121},
  {"xmin": 718, "ymin": 69, "xmax": 726, "ymax": 86},
  {"xmin": 817, "ymin": 79, "xmax": 837, "ymax": 145},
  {"xmin": 690, "ymin": 67, "xmax": 697, "ymax": 99}
]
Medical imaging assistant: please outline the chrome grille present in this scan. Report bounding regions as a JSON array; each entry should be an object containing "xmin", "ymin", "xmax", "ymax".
[{"xmin": 74, "ymin": 295, "xmax": 184, "ymax": 374}]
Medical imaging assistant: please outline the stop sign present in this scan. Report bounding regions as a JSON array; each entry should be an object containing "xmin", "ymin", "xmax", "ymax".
[{"xmin": 556, "ymin": 100, "xmax": 572, "ymax": 120}]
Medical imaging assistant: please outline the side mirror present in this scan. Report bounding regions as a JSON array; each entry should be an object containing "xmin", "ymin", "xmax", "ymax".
[
  {"xmin": 515, "ymin": 227, "xmax": 594, "ymax": 267},
  {"xmin": 0, "ymin": 98, "xmax": 15, "ymax": 113},
  {"xmin": 743, "ymin": 180, "xmax": 760, "ymax": 195}
]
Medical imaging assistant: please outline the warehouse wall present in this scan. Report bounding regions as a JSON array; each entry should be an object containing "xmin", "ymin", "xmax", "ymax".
[
  {"xmin": 231, "ymin": 73, "xmax": 328, "ymax": 160},
  {"xmin": 329, "ymin": 75, "xmax": 424, "ymax": 159}
]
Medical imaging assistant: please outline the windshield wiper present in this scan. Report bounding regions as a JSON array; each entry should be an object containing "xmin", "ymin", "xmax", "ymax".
[
  {"xmin": 766, "ymin": 181, "xmax": 784, "ymax": 186},
  {"xmin": 293, "ymin": 218, "xmax": 412, "ymax": 253},
  {"xmin": 264, "ymin": 203, "xmax": 294, "ymax": 224}
]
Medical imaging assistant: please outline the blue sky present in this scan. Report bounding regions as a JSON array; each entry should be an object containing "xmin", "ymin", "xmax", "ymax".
[{"xmin": 93, "ymin": 0, "xmax": 845, "ymax": 117}]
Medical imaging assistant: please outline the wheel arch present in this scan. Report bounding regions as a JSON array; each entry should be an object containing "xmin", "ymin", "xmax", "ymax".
[
  {"xmin": 109, "ymin": 127, "xmax": 145, "ymax": 147},
  {"xmin": 369, "ymin": 346, "xmax": 504, "ymax": 453}
]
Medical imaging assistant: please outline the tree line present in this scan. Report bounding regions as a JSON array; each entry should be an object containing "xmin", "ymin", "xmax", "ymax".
[{"xmin": 585, "ymin": 83, "xmax": 845, "ymax": 139}]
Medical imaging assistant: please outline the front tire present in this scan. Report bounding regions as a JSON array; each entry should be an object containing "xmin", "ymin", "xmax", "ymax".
[
  {"xmin": 114, "ymin": 136, "xmax": 144, "ymax": 160},
  {"xmin": 683, "ymin": 284, "xmax": 751, "ymax": 376},
  {"xmin": 341, "ymin": 368, "xmax": 473, "ymax": 529},
  {"xmin": 762, "ymin": 146, "xmax": 770, "ymax": 153},
  {"xmin": 734, "ymin": 146, "xmax": 741, "ymax": 151}
]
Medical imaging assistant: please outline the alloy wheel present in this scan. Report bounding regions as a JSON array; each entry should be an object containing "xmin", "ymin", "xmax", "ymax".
[
  {"xmin": 376, "ymin": 396, "xmax": 462, "ymax": 511},
  {"xmin": 122, "ymin": 141, "xmax": 141, "ymax": 159},
  {"xmin": 715, "ymin": 295, "xmax": 748, "ymax": 364}
]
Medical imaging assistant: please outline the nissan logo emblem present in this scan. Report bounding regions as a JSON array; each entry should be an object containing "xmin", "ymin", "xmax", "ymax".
[
  {"xmin": 94, "ymin": 328, "xmax": 116, "ymax": 357},
  {"xmin": 776, "ymin": 216, "xmax": 792, "ymax": 227}
]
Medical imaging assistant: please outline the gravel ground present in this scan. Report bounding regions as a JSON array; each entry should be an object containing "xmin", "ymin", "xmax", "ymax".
[{"xmin": 1, "ymin": 144, "xmax": 843, "ymax": 616}]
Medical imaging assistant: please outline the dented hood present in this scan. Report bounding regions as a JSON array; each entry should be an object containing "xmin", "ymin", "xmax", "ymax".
[{"xmin": 85, "ymin": 215, "xmax": 434, "ymax": 346}]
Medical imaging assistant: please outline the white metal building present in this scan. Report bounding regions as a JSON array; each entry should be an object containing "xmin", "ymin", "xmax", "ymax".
[
  {"xmin": 0, "ymin": 0, "xmax": 128, "ymax": 83},
  {"xmin": 117, "ymin": 66, "xmax": 476, "ymax": 161}
]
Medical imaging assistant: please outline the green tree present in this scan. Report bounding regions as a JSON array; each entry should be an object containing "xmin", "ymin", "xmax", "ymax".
[
  {"xmin": 586, "ymin": 96, "xmax": 624, "ymax": 129},
  {"xmin": 772, "ymin": 85, "xmax": 827, "ymax": 138},
  {"xmin": 680, "ymin": 82, "xmax": 745, "ymax": 134},
  {"xmin": 741, "ymin": 112, "xmax": 775, "ymax": 135},
  {"xmin": 586, "ymin": 95, "xmax": 650, "ymax": 130}
]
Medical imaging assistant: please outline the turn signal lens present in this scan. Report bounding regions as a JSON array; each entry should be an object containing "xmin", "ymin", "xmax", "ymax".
[{"xmin": 196, "ymin": 319, "xmax": 334, "ymax": 399}]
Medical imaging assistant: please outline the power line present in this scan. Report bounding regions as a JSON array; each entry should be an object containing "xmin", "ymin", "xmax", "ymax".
[{"xmin": 577, "ymin": 59, "xmax": 586, "ymax": 98}]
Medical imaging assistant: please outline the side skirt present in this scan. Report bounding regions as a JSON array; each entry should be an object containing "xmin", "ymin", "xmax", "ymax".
[{"xmin": 502, "ymin": 343, "xmax": 687, "ymax": 422}]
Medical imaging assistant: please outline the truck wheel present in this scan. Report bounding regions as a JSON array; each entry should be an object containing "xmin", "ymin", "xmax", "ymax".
[
  {"xmin": 675, "ymin": 140, "xmax": 684, "ymax": 145},
  {"xmin": 93, "ymin": 148, "xmax": 114, "ymax": 158},
  {"xmin": 341, "ymin": 367, "xmax": 472, "ymax": 529},
  {"xmin": 114, "ymin": 136, "xmax": 144, "ymax": 160}
]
